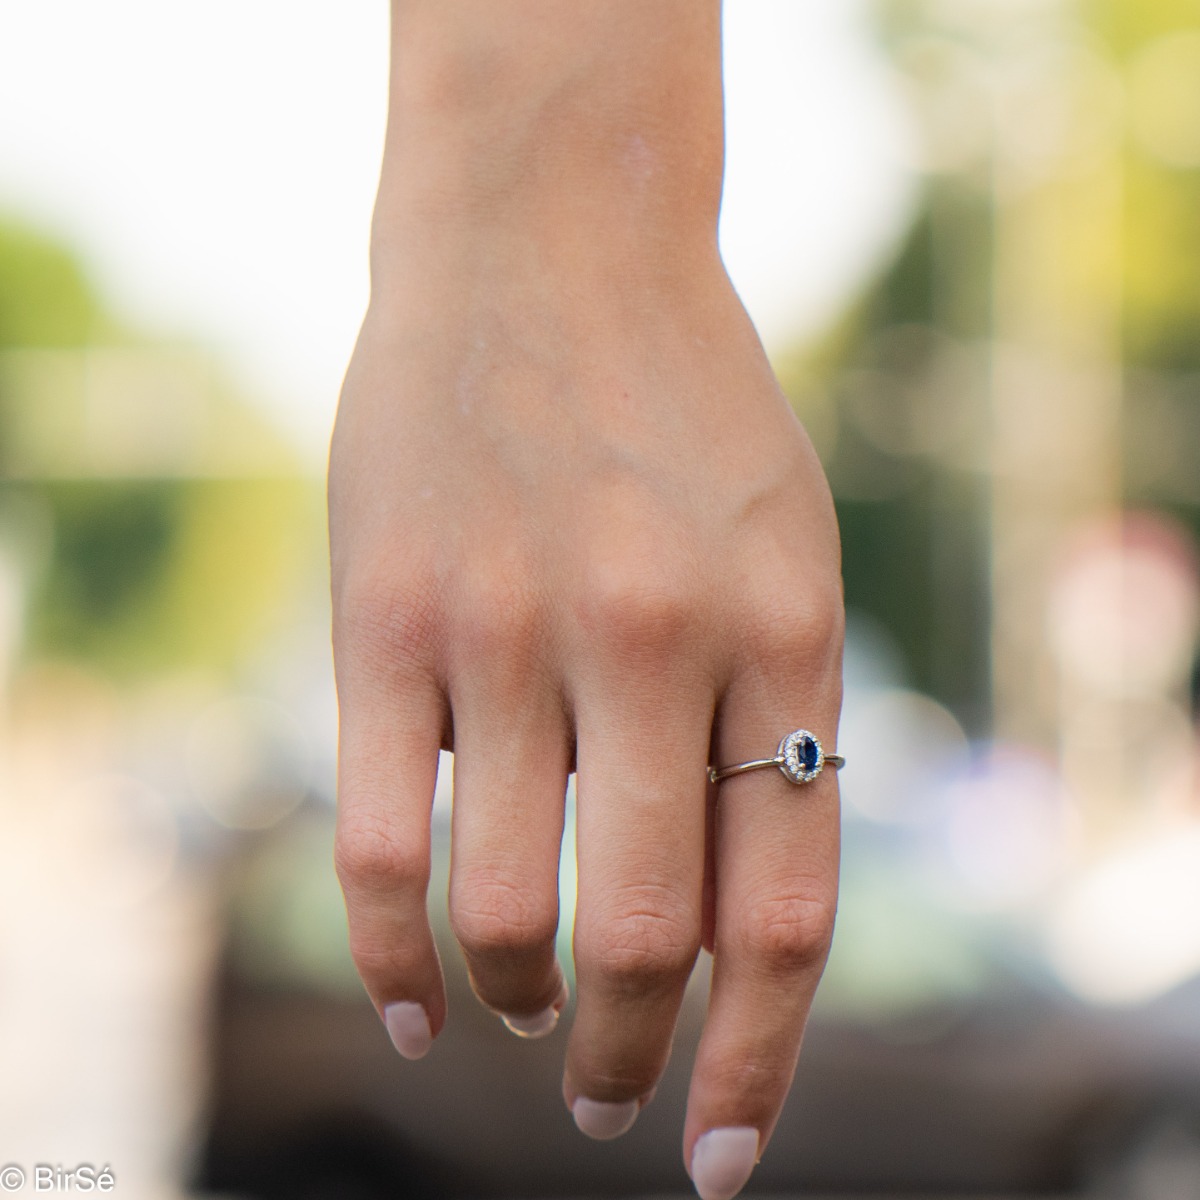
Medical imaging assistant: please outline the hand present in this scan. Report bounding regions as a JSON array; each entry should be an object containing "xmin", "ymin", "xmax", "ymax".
[{"xmin": 329, "ymin": 7, "xmax": 843, "ymax": 1199}]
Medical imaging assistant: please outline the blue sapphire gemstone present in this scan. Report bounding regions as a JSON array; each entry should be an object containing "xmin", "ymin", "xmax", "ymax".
[{"xmin": 797, "ymin": 734, "xmax": 820, "ymax": 773}]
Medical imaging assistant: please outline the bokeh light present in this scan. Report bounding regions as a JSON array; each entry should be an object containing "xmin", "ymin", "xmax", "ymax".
[
  {"xmin": 185, "ymin": 696, "xmax": 312, "ymax": 832},
  {"xmin": 1049, "ymin": 827, "xmax": 1200, "ymax": 1005},
  {"xmin": 839, "ymin": 686, "xmax": 969, "ymax": 825},
  {"xmin": 936, "ymin": 747, "xmax": 1077, "ymax": 913}
]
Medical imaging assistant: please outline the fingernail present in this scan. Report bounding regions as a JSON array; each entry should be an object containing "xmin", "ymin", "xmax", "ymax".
[
  {"xmin": 502, "ymin": 1006, "xmax": 560, "ymax": 1038},
  {"xmin": 572, "ymin": 1097, "xmax": 641, "ymax": 1140},
  {"xmin": 501, "ymin": 979, "xmax": 569, "ymax": 1040},
  {"xmin": 383, "ymin": 1001, "xmax": 433, "ymax": 1060},
  {"xmin": 691, "ymin": 1127, "xmax": 760, "ymax": 1200}
]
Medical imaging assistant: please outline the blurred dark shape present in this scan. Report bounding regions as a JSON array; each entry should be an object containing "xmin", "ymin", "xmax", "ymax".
[
  {"xmin": 1084, "ymin": 1100, "xmax": 1200, "ymax": 1200},
  {"xmin": 203, "ymin": 1110, "xmax": 446, "ymax": 1200},
  {"xmin": 29, "ymin": 479, "xmax": 180, "ymax": 655},
  {"xmin": 193, "ymin": 808, "xmax": 1200, "ymax": 1199}
]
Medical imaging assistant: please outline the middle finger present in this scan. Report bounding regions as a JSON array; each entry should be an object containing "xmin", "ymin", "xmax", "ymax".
[{"xmin": 565, "ymin": 674, "xmax": 713, "ymax": 1139}]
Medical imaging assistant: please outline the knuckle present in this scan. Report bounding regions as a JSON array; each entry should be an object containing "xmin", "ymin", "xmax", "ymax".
[
  {"xmin": 335, "ymin": 567, "xmax": 442, "ymax": 669},
  {"xmin": 453, "ymin": 566, "xmax": 544, "ymax": 663},
  {"xmin": 334, "ymin": 814, "xmax": 430, "ymax": 900},
  {"xmin": 582, "ymin": 567, "xmax": 696, "ymax": 655},
  {"xmin": 743, "ymin": 586, "xmax": 844, "ymax": 675},
  {"xmin": 451, "ymin": 874, "xmax": 559, "ymax": 961},
  {"xmin": 738, "ymin": 891, "xmax": 837, "ymax": 975},
  {"xmin": 582, "ymin": 900, "xmax": 700, "ymax": 994}
]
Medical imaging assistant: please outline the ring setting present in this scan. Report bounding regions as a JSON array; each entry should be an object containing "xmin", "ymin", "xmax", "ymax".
[{"xmin": 708, "ymin": 729, "xmax": 844, "ymax": 786}]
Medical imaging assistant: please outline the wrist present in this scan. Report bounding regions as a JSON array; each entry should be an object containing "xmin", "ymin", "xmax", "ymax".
[{"xmin": 370, "ymin": 1, "xmax": 724, "ymax": 289}]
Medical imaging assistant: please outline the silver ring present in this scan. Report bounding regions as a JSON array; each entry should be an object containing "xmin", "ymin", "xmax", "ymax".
[{"xmin": 709, "ymin": 729, "xmax": 844, "ymax": 786}]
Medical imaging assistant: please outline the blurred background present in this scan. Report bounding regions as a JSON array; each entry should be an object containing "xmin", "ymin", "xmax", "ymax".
[{"xmin": 1, "ymin": 1, "xmax": 1199, "ymax": 1197}]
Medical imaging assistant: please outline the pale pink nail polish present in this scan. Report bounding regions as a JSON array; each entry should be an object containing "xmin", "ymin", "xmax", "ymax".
[
  {"xmin": 501, "ymin": 979, "xmax": 569, "ymax": 1039},
  {"xmin": 572, "ymin": 1097, "xmax": 640, "ymax": 1140},
  {"xmin": 691, "ymin": 1127, "xmax": 759, "ymax": 1200},
  {"xmin": 383, "ymin": 1001, "xmax": 432, "ymax": 1060}
]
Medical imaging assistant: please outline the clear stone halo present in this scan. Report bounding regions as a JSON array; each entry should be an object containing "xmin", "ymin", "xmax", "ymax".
[{"xmin": 778, "ymin": 729, "xmax": 825, "ymax": 784}]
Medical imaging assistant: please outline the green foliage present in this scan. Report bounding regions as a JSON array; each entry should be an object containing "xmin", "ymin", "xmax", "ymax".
[
  {"xmin": 18, "ymin": 473, "xmax": 319, "ymax": 680},
  {"xmin": 0, "ymin": 218, "xmax": 105, "ymax": 348},
  {"xmin": 835, "ymin": 481, "xmax": 990, "ymax": 729},
  {"xmin": 0, "ymin": 213, "xmax": 317, "ymax": 682},
  {"xmin": 28, "ymin": 480, "xmax": 182, "ymax": 658},
  {"xmin": 800, "ymin": 0, "xmax": 1200, "ymax": 727},
  {"xmin": 1123, "ymin": 157, "xmax": 1200, "ymax": 372},
  {"xmin": 780, "ymin": 192, "xmax": 994, "ymax": 729}
]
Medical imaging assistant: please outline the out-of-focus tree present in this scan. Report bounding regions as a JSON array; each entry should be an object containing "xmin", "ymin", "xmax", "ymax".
[
  {"xmin": 781, "ymin": 0, "xmax": 1200, "ymax": 765},
  {"xmin": 0, "ymin": 217, "xmax": 319, "ymax": 681},
  {"xmin": 1086, "ymin": 1, "xmax": 1200, "ymax": 510}
]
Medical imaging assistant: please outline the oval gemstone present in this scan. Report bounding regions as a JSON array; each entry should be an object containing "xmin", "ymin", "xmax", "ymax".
[{"xmin": 797, "ymin": 734, "xmax": 820, "ymax": 773}]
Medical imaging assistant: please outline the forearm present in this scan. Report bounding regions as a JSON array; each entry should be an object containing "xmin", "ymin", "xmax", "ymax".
[{"xmin": 371, "ymin": 0, "xmax": 726, "ymax": 294}]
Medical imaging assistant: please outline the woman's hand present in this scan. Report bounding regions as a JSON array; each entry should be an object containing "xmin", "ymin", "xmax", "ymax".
[{"xmin": 329, "ymin": 6, "xmax": 843, "ymax": 1199}]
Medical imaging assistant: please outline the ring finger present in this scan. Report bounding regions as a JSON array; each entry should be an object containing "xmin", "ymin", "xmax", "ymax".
[{"xmin": 684, "ymin": 655, "xmax": 842, "ymax": 1200}]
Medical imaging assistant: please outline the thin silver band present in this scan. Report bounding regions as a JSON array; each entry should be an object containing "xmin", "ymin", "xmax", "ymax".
[{"xmin": 708, "ymin": 754, "xmax": 845, "ymax": 784}]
